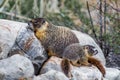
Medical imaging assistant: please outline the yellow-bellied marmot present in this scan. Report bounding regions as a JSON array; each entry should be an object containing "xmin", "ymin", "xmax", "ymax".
[
  {"xmin": 61, "ymin": 43, "xmax": 105, "ymax": 77},
  {"xmin": 28, "ymin": 18, "xmax": 79, "ymax": 57},
  {"xmin": 28, "ymin": 18, "xmax": 105, "ymax": 77}
]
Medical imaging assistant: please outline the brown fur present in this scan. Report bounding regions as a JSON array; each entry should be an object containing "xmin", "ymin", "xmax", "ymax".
[
  {"xmin": 28, "ymin": 18, "xmax": 79, "ymax": 57},
  {"xmin": 28, "ymin": 18, "xmax": 105, "ymax": 77},
  {"xmin": 88, "ymin": 56, "xmax": 106, "ymax": 77},
  {"xmin": 61, "ymin": 59, "xmax": 71, "ymax": 78}
]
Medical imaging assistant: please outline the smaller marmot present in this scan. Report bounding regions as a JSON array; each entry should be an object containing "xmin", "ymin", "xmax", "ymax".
[{"xmin": 61, "ymin": 43, "xmax": 105, "ymax": 78}]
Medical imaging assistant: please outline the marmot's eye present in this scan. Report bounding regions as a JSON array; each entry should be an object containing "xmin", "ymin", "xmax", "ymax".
[
  {"xmin": 85, "ymin": 46, "xmax": 89, "ymax": 50},
  {"xmin": 34, "ymin": 21, "xmax": 38, "ymax": 24}
]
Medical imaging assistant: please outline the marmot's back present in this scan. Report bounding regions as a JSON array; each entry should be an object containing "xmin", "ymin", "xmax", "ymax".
[
  {"xmin": 63, "ymin": 43, "xmax": 85, "ymax": 61},
  {"xmin": 46, "ymin": 26, "xmax": 79, "ymax": 57}
]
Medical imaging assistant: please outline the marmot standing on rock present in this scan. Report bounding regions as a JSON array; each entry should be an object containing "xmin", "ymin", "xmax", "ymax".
[
  {"xmin": 28, "ymin": 18, "xmax": 105, "ymax": 77},
  {"xmin": 61, "ymin": 43, "xmax": 106, "ymax": 77},
  {"xmin": 28, "ymin": 18, "xmax": 79, "ymax": 57}
]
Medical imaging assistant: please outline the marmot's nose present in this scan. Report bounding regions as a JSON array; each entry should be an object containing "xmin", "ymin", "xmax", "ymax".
[
  {"xmin": 27, "ymin": 21, "xmax": 34, "ymax": 31},
  {"xmin": 28, "ymin": 21, "xmax": 32, "ymax": 26}
]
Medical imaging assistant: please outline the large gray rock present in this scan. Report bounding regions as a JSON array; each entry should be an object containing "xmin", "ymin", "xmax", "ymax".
[
  {"xmin": 0, "ymin": 19, "xmax": 47, "ymax": 74},
  {"xmin": 72, "ymin": 30, "xmax": 106, "ymax": 65},
  {"xmin": 0, "ymin": 19, "xmax": 26, "ymax": 59},
  {"xmin": 8, "ymin": 23, "xmax": 47, "ymax": 74},
  {"xmin": 0, "ymin": 54, "xmax": 34, "ymax": 80}
]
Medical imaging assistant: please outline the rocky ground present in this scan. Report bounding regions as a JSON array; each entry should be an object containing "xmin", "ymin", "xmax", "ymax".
[{"xmin": 0, "ymin": 19, "xmax": 120, "ymax": 80}]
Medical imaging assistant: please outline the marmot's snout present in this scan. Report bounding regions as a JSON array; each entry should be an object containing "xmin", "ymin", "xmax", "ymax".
[{"xmin": 27, "ymin": 21, "xmax": 34, "ymax": 31}]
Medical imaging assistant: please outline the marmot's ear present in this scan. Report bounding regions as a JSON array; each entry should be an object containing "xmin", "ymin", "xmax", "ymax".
[
  {"xmin": 61, "ymin": 59, "xmax": 71, "ymax": 78},
  {"xmin": 45, "ymin": 21, "xmax": 52, "ymax": 28}
]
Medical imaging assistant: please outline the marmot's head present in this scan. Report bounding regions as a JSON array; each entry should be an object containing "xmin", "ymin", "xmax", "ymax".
[
  {"xmin": 83, "ymin": 45, "xmax": 98, "ymax": 56},
  {"xmin": 28, "ymin": 18, "xmax": 49, "ymax": 32}
]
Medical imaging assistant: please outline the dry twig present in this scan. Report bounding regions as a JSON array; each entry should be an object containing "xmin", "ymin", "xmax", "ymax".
[{"xmin": 86, "ymin": 1, "xmax": 98, "ymax": 42}]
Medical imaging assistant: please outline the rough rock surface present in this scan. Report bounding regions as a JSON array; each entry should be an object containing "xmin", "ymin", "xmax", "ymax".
[
  {"xmin": 40, "ymin": 56, "xmax": 120, "ymax": 80},
  {"xmin": 0, "ymin": 54, "xmax": 34, "ymax": 80},
  {"xmin": 0, "ymin": 19, "xmax": 25, "ymax": 59},
  {"xmin": 40, "ymin": 56, "xmax": 103, "ymax": 80},
  {"xmin": 8, "ymin": 25, "xmax": 48, "ymax": 74},
  {"xmin": 72, "ymin": 30, "xmax": 106, "ymax": 65},
  {"xmin": 34, "ymin": 70, "xmax": 69, "ymax": 80},
  {"xmin": 105, "ymin": 68, "xmax": 120, "ymax": 80},
  {"xmin": 0, "ymin": 19, "xmax": 47, "ymax": 74}
]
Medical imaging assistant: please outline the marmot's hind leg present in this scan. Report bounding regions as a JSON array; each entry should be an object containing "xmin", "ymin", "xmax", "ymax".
[{"xmin": 61, "ymin": 59, "xmax": 72, "ymax": 78}]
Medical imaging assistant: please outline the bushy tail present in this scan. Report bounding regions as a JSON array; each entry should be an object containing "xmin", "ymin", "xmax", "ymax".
[
  {"xmin": 61, "ymin": 59, "xmax": 71, "ymax": 78},
  {"xmin": 88, "ymin": 56, "xmax": 106, "ymax": 77}
]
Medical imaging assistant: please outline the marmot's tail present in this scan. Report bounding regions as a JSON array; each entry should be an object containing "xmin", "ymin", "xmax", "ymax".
[
  {"xmin": 88, "ymin": 56, "xmax": 106, "ymax": 77},
  {"xmin": 61, "ymin": 59, "xmax": 71, "ymax": 78}
]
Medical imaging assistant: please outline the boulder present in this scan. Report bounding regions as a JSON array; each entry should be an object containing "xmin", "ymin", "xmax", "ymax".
[
  {"xmin": 40, "ymin": 56, "xmax": 120, "ymax": 80},
  {"xmin": 0, "ymin": 54, "xmax": 34, "ymax": 80},
  {"xmin": 40, "ymin": 56, "xmax": 103, "ymax": 80},
  {"xmin": 0, "ymin": 19, "xmax": 27, "ymax": 59},
  {"xmin": 0, "ymin": 19, "xmax": 47, "ymax": 74}
]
